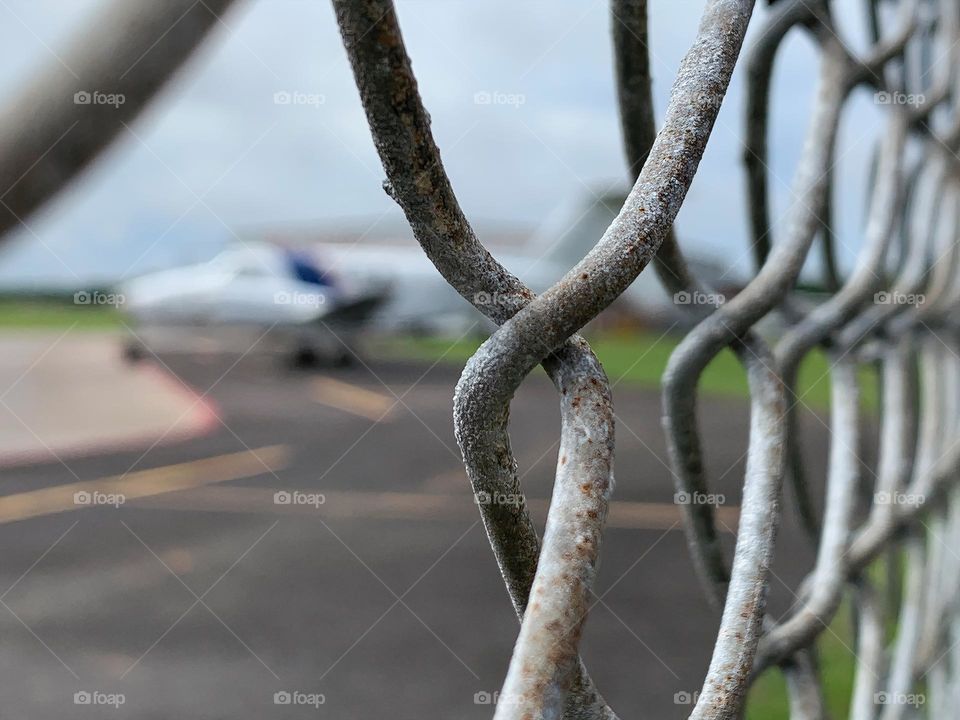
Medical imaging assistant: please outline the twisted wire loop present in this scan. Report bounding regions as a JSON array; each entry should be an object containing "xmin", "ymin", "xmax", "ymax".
[
  {"xmin": 336, "ymin": 0, "xmax": 756, "ymax": 717},
  {"xmin": 337, "ymin": 0, "xmax": 960, "ymax": 716},
  {"xmin": 331, "ymin": 4, "xmax": 616, "ymax": 717}
]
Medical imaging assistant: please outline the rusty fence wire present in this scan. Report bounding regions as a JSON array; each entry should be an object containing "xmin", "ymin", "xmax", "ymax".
[
  {"xmin": 333, "ymin": 0, "xmax": 960, "ymax": 718},
  {"xmin": 1, "ymin": 0, "xmax": 959, "ymax": 718}
]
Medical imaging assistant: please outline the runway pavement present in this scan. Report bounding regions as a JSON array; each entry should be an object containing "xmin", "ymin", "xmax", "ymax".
[{"xmin": 0, "ymin": 334, "xmax": 833, "ymax": 719}]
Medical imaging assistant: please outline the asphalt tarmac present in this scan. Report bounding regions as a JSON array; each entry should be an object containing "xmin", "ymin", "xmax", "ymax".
[{"xmin": 0, "ymin": 345, "xmax": 831, "ymax": 719}]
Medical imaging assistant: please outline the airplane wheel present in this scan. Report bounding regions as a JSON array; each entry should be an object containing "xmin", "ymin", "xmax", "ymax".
[
  {"xmin": 333, "ymin": 350, "xmax": 354, "ymax": 368},
  {"xmin": 290, "ymin": 346, "xmax": 321, "ymax": 369},
  {"xmin": 122, "ymin": 341, "xmax": 147, "ymax": 364}
]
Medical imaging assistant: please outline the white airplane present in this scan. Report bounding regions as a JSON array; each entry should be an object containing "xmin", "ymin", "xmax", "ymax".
[
  {"xmin": 120, "ymin": 242, "xmax": 387, "ymax": 366},
  {"xmin": 119, "ymin": 190, "xmax": 729, "ymax": 365}
]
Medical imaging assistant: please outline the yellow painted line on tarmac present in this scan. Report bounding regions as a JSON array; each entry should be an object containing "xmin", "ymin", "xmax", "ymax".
[
  {"xmin": 131, "ymin": 487, "xmax": 740, "ymax": 532},
  {"xmin": 311, "ymin": 376, "xmax": 396, "ymax": 422},
  {"xmin": 0, "ymin": 445, "xmax": 290, "ymax": 525}
]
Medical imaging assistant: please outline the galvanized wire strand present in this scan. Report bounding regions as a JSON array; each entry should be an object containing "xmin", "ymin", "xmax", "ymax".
[
  {"xmin": 774, "ymin": 109, "xmax": 908, "ymax": 554},
  {"xmin": 848, "ymin": 580, "xmax": 885, "ymax": 720},
  {"xmin": 612, "ymin": 8, "xmax": 823, "ymax": 717},
  {"xmin": 749, "ymin": 109, "xmax": 911, "ymax": 674},
  {"xmin": 751, "ymin": 355, "xmax": 862, "ymax": 676},
  {"xmin": 879, "ymin": 534, "xmax": 926, "ymax": 720},
  {"xmin": 662, "ymin": 27, "xmax": 849, "ymax": 609},
  {"xmin": 743, "ymin": 0, "xmax": 826, "ymax": 273}
]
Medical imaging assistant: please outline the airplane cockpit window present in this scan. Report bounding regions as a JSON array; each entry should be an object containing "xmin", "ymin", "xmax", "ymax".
[{"xmin": 235, "ymin": 264, "xmax": 272, "ymax": 278}]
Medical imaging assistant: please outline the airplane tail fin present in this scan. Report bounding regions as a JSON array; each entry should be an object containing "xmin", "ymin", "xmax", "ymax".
[{"xmin": 527, "ymin": 188, "xmax": 628, "ymax": 271}]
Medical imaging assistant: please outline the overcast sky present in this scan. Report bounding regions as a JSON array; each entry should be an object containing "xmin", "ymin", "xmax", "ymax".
[{"xmin": 0, "ymin": 0, "xmax": 889, "ymax": 288}]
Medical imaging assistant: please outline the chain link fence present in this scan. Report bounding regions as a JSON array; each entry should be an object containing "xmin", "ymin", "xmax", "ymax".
[
  {"xmin": 1, "ymin": 0, "xmax": 957, "ymax": 717},
  {"xmin": 335, "ymin": 0, "xmax": 960, "ymax": 718}
]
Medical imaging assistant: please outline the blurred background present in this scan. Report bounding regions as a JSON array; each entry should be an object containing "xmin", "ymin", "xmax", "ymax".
[{"xmin": 0, "ymin": 0, "xmax": 891, "ymax": 717}]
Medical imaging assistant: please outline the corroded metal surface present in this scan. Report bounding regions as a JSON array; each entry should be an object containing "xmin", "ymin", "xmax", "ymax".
[{"xmin": 334, "ymin": 0, "xmax": 960, "ymax": 717}]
